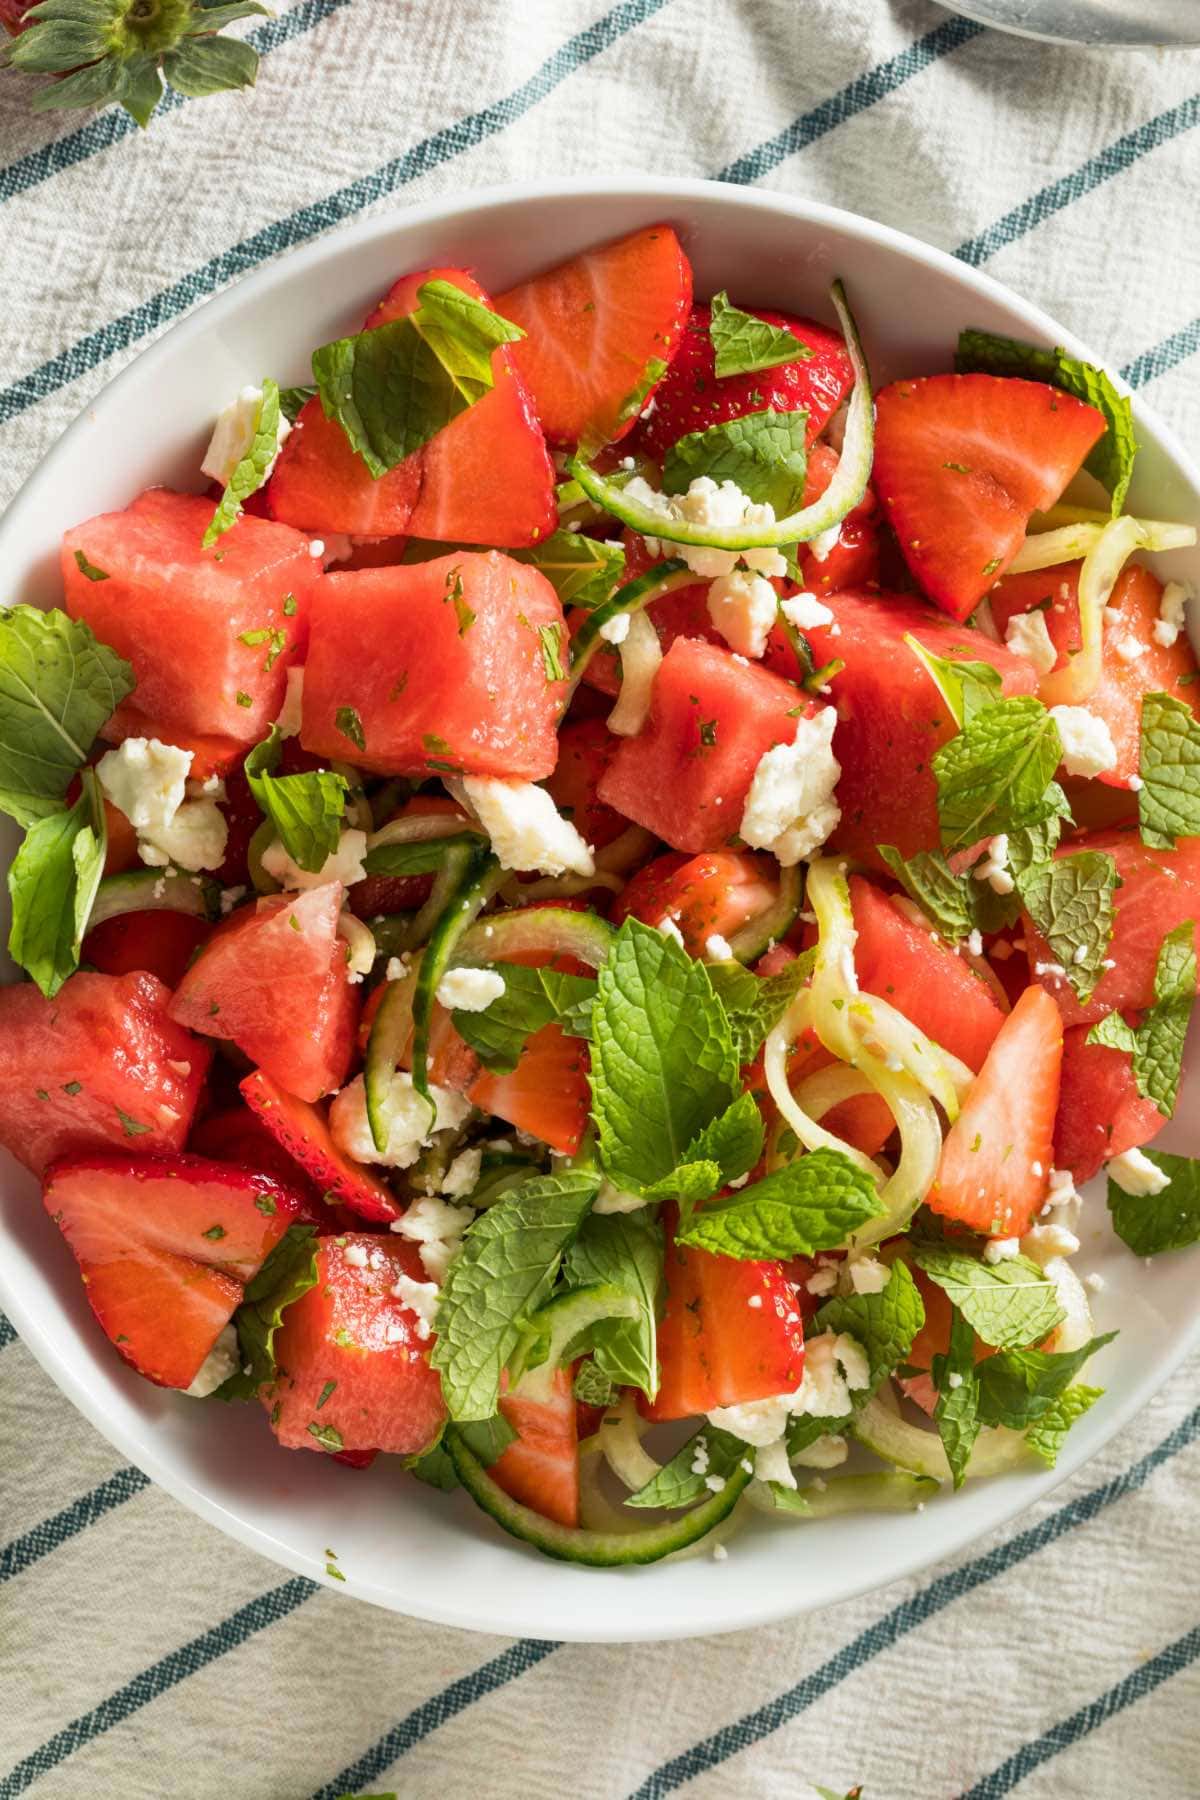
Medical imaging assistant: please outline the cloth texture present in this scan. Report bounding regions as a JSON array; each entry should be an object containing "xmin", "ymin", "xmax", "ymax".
[{"xmin": 1, "ymin": 1, "xmax": 1199, "ymax": 1795}]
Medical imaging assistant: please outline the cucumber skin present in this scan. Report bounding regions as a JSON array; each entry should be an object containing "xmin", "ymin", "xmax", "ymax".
[{"xmin": 446, "ymin": 1428, "xmax": 750, "ymax": 1566}]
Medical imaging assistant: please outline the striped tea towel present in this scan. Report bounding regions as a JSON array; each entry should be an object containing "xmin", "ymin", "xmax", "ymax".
[{"xmin": 1, "ymin": 2, "xmax": 1199, "ymax": 1795}]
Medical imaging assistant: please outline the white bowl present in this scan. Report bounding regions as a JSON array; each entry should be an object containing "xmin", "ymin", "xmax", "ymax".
[{"xmin": 2, "ymin": 178, "xmax": 1198, "ymax": 1644}]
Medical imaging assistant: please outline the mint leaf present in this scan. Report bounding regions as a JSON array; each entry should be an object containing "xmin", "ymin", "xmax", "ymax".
[
  {"xmin": 512, "ymin": 530, "xmax": 625, "ymax": 611},
  {"xmin": 363, "ymin": 834, "xmax": 480, "ymax": 877},
  {"xmin": 244, "ymin": 727, "xmax": 346, "ymax": 874},
  {"xmin": 451, "ymin": 963, "xmax": 597, "ymax": 1075},
  {"xmin": 0, "ymin": 607, "xmax": 134, "ymax": 828},
  {"xmin": 1088, "ymin": 923, "xmax": 1195, "ymax": 1117},
  {"xmin": 458, "ymin": 1413, "xmax": 518, "ymax": 1466},
  {"xmin": 279, "ymin": 384, "xmax": 316, "ymax": 424},
  {"xmin": 912, "ymin": 1245, "xmax": 1064, "ymax": 1350},
  {"xmin": 404, "ymin": 1441, "xmax": 459, "ymax": 1491},
  {"xmin": 1107, "ymin": 1150, "xmax": 1200, "ymax": 1256},
  {"xmin": 709, "ymin": 291, "xmax": 813, "ymax": 379},
  {"xmin": 642, "ymin": 1160, "xmax": 723, "ymax": 1207},
  {"xmin": 878, "ymin": 847, "xmax": 978, "ymax": 941},
  {"xmin": 680, "ymin": 1090, "xmax": 765, "ymax": 1186},
  {"xmin": 215, "ymin": 1224, "xmax": 320, "ymax": 1401},
  {"xmin": 7, "ymin": 768, "xmax": 106, "ymax": 998},
  {"xmin": 334, "ymin": 705, "xmax": 365, "ymax": 753},
  {"xmin": 573, "ymin": 1359, "xmax": 616, "ymax": 1408},
  {"xmin": 675, "ymin": 1148, "xmax": 882, "ymax": 1260},
  {"xmin": 1137, "ymin": 692, "xmax": 1200, "ymax": 848},
  {"xmin": 663, "ymin": 409, "xmax": 808, "ymax": 517},
  {"xmin": 625, "ymin": 1425, "xmax": 748, "ymax": 1510},
  {"xmin": 707, "ymin": 954, "xmax": 813, "ymax": 1063},
  {"xmin": 1025, "ymin": 1384, "xmax": 1103, "ymax": 1467},
  {"xmin": 932, "ymin": 1309, "xmax": 981, "ymax": 1489},
  {"xmin": 955, "ymin": 329, "xmax": 1137, "ymax": 515},
  {"xmin": 905, "ymin": 635, "xmax": 1003, "ymax": 728},
  {"xmin": 590, "ymin": 918, "xmax": 738, "ymax": 1192},
  {"xmin": 787, "ymin": 1263, "xmax": 926, "ymax": 1454},
  {"xmin": 430, "ymin": 1170, "xmax": 599, "ymax": 1421},
  {"xmin": 1017, "ymin": 849, "xmax": 1118, "ymax": 1003},
  {"xmin": 975, "ymin": 1332, "xmax": 1116, "ymax": 1428},
  {"xmin": 203, "ymin": 378, "xmax": 284, "ymax": 547},
  {"xmin": 933, "ymin": 696, "xmax": 1067, "ymax": 850},
  {"xmin": 312, "ymin": 281, "xmax": 522, "ymax": 478},
  {"xmin": 563, "ymin": 1209, "xmax": 663, "ymax": 1398}
]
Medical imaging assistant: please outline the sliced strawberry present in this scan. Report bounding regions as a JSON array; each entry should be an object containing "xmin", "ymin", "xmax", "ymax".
[
  {"xmin": 928, "ymin": 983, "xmax": 1063, "ymax": 1237},
  {"xmin": 239, "ymin": 1069, "xmax": 400, "ymax": 1223},
  {"xmin": 794, "ymin": 443, "xmax": 880, "ymax": 594},
  {"xmin": 263, "ymin": 1233, "xmax": 446, "ymax": 1457},
  {"xmin": 83, "ymin": 909, "xmax": 212, "ymax": 989},
  {"xmin": 630, "ymin": 300, "xmax": 853, "ymax": 461},
  {"xmin": 643, "ymin": 1209, "xmax": 806, "ymax": 1420},
  {"xmin": 493, "ymin": 1365, "xmax": 579, "ymax": 1528},
  {"xmin": 612, "ymin": 850, "xmax": 779, "ymax": 956},
  {"xmin": 42, "ymin": 1151, "xmax": 311, "ymax": 1388},
  {"xmin": 1053, "ymin": 1023, "xmax": 1166, "ymax": 1185},
  {"xmin": 467, "ymin": 1023, "xmax": 590, "ymax": 1156},
  {"xmin": 497, "ymin": 225, "xmax": 692, "ymax": 449},
  {"xmin": 189, "ymin": 1104, "xmax": 323, "ymax": 1196},
  {"xmin": 268, "ymin": 396, "xmax": 422, "ymax": 537},
  {"xmin": 873, "ymin": 375, "xmax": 1107, "ymax": 621},
  {"xmin": 542, "ymin": 717, "xmax": 628, "ymax": 850}
]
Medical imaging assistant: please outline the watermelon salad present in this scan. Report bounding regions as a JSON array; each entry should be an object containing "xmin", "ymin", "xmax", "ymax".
[{"xmin": 4, "ymin": 224, "xmax": 1200, "ymax": 1571}]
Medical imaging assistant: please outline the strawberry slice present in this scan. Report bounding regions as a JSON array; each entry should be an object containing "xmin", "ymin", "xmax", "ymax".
[
  {"xmin": 1053, "ymin": 1023, "xmax": 1166, "ymax": 1185},
  {"xmin": 493, "ymin": 1365, "xmax": 580, "ymax": 1528},
  {"xmin": 262, "ymin": 1233, "xmax": 446, "ymax": 1456},
  {"xmin": 631, "ymin": 300, "xmax": 853, "ymax": 461},
  {"xmin": 83, "ymin": 910, "xmax": 212, "ymax": 989},
  {"xmin": 612, "ymin": 850, "xmax": 780, "ymax": 956},
  {"xmin": 643, "ymin": 1208, "xmax": 806, "ymax": 1420},
  {"xmin": 542, "ymin": 717, "xmax": 628, "ymax": 851},
  {"xmin": 496, "ymin": 225, "xmax": 692, "ymax": 449},
  {"xmin": 239, "ymin": 1069, "xmax": 400, "ymax": 1223},
  {"xmin": 928, "ymin": 983, "xmax": 1063, "ymax": 1237},
  {"xmin": 42, "ymin": 1151, "xmax": 312, "ymax": 1389},
  {"xmin": 267, "ymin": 396, "xmax": 422, "ymax": 537},
  {"xmin": 467, "ymin": 1022, "xmax": 590, "ymax": 1157},
  {"xmin": 873, "ymin": 374, "xmax": 1107, "ymax": 621}
]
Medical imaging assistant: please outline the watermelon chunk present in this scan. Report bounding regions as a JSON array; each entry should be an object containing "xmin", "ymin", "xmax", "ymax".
[
  {"xmin": 262, "ymin": 1233, "xmax": 446, "ymax": 1457},
  {"xmin": 82, "ymin": 909, "xmax": 212, "ymax": 989},
  {"xmin": 42, "ymin": 1151, "xmax": 311, "ymax": 1389},
  {"xmin": 62, "ymin": 489, "xmax": 320, "ymax": 746},
  {"xmin": 765, "ymin": 589, "xmax": 1038, "ymax": 869},
  {"xmin": 1053, "ymin": 1023, "xmax": 1166, "ymax": 1185},
  {"xmin": 0, "ymin": 972, "xmax": 210, "ymax": 1177},
  {"xmin": 169, "ymin": 885, "xmax": 358, "ymax": 1102},
  {"xmin": 300, "ymin": 552, "xmax": 568, "ymax": 780},
  {"xmin": 597, "ymin": 637, "xmax": 814, "ymax": 853}
]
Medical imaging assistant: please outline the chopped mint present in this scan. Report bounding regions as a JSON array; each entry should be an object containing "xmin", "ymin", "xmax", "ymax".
[
  {"xmin": 663, "ymin": 408, "xmax": 808, "ymax": 517},
  {"xmin": 72, "ymin": 549, "xmax": 109, "ymax": 582},
  {"xmin": 1088, "ymin": 922, "xmax": 1195, "ymax": 1116},
  {"xmin": 450, "ymin": 963, "xmax": 597, "ymax": 1075},
  {"xmin": 537, "ymin": 623, "xmax": 567, "ymax": 682},
  {"xmin": 116, "ymin": 1106, "xmax": 151, "ymax": 1137},
  {"xmin": 278, "ymin": 386, "xmax": 316, "ymax": 425},
  {"xmin": 62, "ymin": 1081, "xmax": 82, "ymax": 1096},
  {"xmin": 932, "ymin": 1309, "xmax": 981, "ymax": 1489},
  {"xmin": 0, "ymin": 607, "xmax": 133, "ymax": 828},
  {"xmin": 563, "ymin": 1209, "xmax": 664, "ymax": 1399},
  {"xmin": 512, "ymin": 530, "xmax": 625, "ymax": 611},
  {"xmin": 975, "ymin": 1333, "xmax": 1117, "ymax": 1428},
  {"xmin": 572, "ymin": 1358, "xmax": 617, "ymax": 1409},
  {"xmin": 316, "ymin": 1379, "xmax": 337, "ymax": 1410},
  {"xmin": 282, "ymin": 593, "xmax": 299, "ymax": 618},
  {"xmin": 212, "ymin": 1224, "xmax": 320, "ymax": 1402},
  {"xmin": 308, "ymin": 1423, "xmax": 344, "ymax": 1453},
  {"xmin": 443, "ymin": 567, "xmax": 475, "ymax": 636},
  {"xmin": 709, "ymin": 290, "xmax": 813, "ymax": 379},
  {"xmin": 202, "ymin": 1225, "xmax": 227, "ymax": 1242},
  {"xmin": 625, "ymin": 1425, "xmax": 747, "ymax": 1510},
  {"xmin": 203, "ymin": 378, "xmax": 285, "ymax": 547},
  {"xmin": 253, "ymin": 1195, "xmax": 277, "ymax": 1216},
  {"xmin": 1107, "ymin": 1151, "xmax": 1200, "ymax": 1256},
  {"xmin": 334, "ymin": 705, "xmax": 366, "ymax": 753},
  {"xmin": 235, "ymin": 691, "xmax": 252, "ymax": 708}
]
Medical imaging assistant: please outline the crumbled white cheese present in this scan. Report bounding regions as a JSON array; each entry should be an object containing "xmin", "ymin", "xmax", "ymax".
[
  {"xmin": 598, "ymin": 611, "xmax": 631, "ymax": 646},
  {"xmin": 184, "ymin": 1323, "xmax": 240, "ymax": 1397},
  {"xmin": 390, "ymin": 1272, "xmax": 440, "ymax": 1340},
  {"xmin": 138, "ymin": 799, "xmax": 228, "ymax": 872},
  {"xmin": 984, "ymin": 1236, "xmax": 1021, "ymax": 1263},
  {"xmin": 739, "ymin": 707, "xmax": 841, "ymax": 867},
  {"xmin": 386, "ymin": 954, "xmax": 412, "ymax": 983},
  {"xmin": 390, "ymin": 1192, "xmax": 474, "ymax": 1282},
  {"xmin": 1049, "ymin": 705, "xmax": 1118, "ymax": 779},
  {"xmin": 1114, "ymin": 634, "xmax": 1145, "ymax": 664},
  {"xmin": 275, "ymin": 666, "xmax": 304, "ymax": 738},
  {"xmin": 219, "ymin": 885, "xmax": 246, "ymax": 916},
  {"xmin": 440, "ymin": 1146, "xmax": 483, "ymax": 1201},
  {"xmin": 947, "ymin": 1371, "xmax": 964, "ymax": 1389},
  {"xmin": 97, "ymin": 736, "xmax": 228, "ymax": 872},
  {"xmin": 622, "ymin": 473, "xmax": 787, "ymax": 579},
  {"xmin": 754, "ymin": 1438, "xmax": 797, "ymax": 1490},
  {"xmin": 320, "ymin": 533, "xmax": 355, "ymax": 564},
  {"xmin": 781, "ymin": 591, "xmax": 835, "ymax": 631},
  {"xmin": 790, "ymin": 1331, "xmax": 870, "ymax": 1418},
  {"xmin": 308, "ymin": 538, "xmax": 325, "ymax": 559},
  {"xmin": 706, "ymin": 568, "xmax": 779, "ymax": 659},
  {"xmin": 711, "ymin": 1542, "xmax": 729, "ymax": 1562},
  {"xmin": 1153, "ymin": 580, "xmax": 1191, "ymax": 650},
  {"xmin": 966, "ymin": 928, "xmax": 984, "ymax": 957},
  {"xmin": 973, "ymin": 834, "xmax": 1014, "ymax": 896},
  {"xmin": 342, "ymin": 1242, "xmax": 368, "ymax": 1268},
  {"xmin": 592, "ymin": 1180, "xmax": 648, "ymax": 1214},
  {"xmin": 1106, "ymin": 1147, "xmax": 1170, "ymax": 1196},
  {"xmin": 657, "ymin": 915, "xmax": 686, "ymax": 948},
  {"xmin": 262, "ymin": 828, "xmax": 368, "ymax": 892},
  {"xmin": 436, "ymin": 967, "xmax": 505, "ymax": 1013},
  {"xmin": 1084, "ymin": 1271, "xmax": 1106, "ymax": 1294},
  {"xmin": 1046, "ymin": 1167, "xmax": 1079, "ymax": 1207},
  {"xmin": 690, "ymin": 1437, "xmax": 710, "ymax": 1475},
  {"xmin": 329, "ymin": 1072, "xmax": 470, "ymax": 1170},
  {"xmin": 1005, "ymin": 609, "xmax": 1058, "ymax": 676},
  {"xmin": 805, "ymin": 1265, "xmax": 839, "ymax": 1297},
  {"xmin": 806, "ymin": 522, "xmax": 841, "ymax": 562},
  {"xmin": 201, "ymin": 384, "xmax": 290, "ymax": 487},
  {"xmin": 707, "ymin": 1393, "xmax": 795, "ymax": 1446},
  {"xmin": 457, "ymin": 777, "xmax": 594, "ymax": 878},
  {"xmin": 705, "ymin": 933, "xmax": 734, "ymax": 961},
  {"xmin": 791, "ymin": 1433, "xmax": 849, "ymax": 1470},
  {"xmin": 1021, "ymin": 1221, "xmax": 1081, "ymax": 1262},
  {"xmin": 846, "ymin": 1256, "xmax": 889, "ymax": 1295}
]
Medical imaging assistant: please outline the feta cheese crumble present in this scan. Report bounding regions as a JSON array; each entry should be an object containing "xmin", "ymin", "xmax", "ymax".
[
  {"xmin": 390, "ymin": 1193, "xmax": 474, "ymax": 1282},
  {"xmin": 739, "ymin": 707, "xmax": 841, "ymax": 867},
  {"xmin": 754, "ymin": 1438, "xmax": 797, "ymax": 1490},
  {"xmin": 201, "ymin": 385, "xmax": 290, "ymax": 487},
  {"xmin": 657, "ymin": 916, "xmax": 685, "ymax": 948},
  {"xmin": 342, "ymin": 1242, "xmax": 368, "ymax": 1268},
  {"xmin": 390, "ymin": 1272, "xmax": 440, "ymax": 1340},
  {"xmin": 984, "ymin": 1236, "xmax": 1021, "ymax": 1263},
  {"xmin": 1004, "ymin": 609, "xmax": 1058, "ymax": 676},
  {"xmin": 329, "ymin": 1073, "xmax": 470, "ymax": 1170},
  {"xmin": 846, "ymin": 1256, "xmax": 889, "ymax": 1295},
  {"xmin": 780, "ymin": 591, "xmax": 834, "ymax": 631},
  {"xmin": 1049, "ymin": 705, "xmax": 1118, "ymax": 779},
  {"xmin": 1113, "ymin": 634, "xmax": 1144, "ymax": 664},
  {"xmin": 457, "ymin": 777, "xmax": 593, "ymax": 878},
  {"xmin": 1153, "ymin": 580, "xmax": 1191, "ymax": 650},
  {"xmin": 598, "ymin": 611, "xmax": 631, "ymax": 646},
  {"xmin": 261, "ymin": 828, "xmax": 368, "ymax": 891},
  {"xmin": 973, "ymin": 834, "xmax": 1014, "ymax": 896},
  {"xmin": 1022, "ymin": 1221, "xmax": 1081, "ymax": 1262},
  {"xmin": 622, "ymin": 474, "xmax": 787, "ymax": 579},
  {"xmin": 705, "ymin": 933, "xmax": 734, "ymax": 961},
  {"xmin": 184, "ymin": 1323, "xmax": 240, "ymax": 1397},
  {"xmin": 592, "ymin": 1180, "xmax": 649, "ymax": 1215},
  {"xmin": 706, "ymin": 569, "xmax": 779, "ymax": 659},
  {"xmin": 706, "ymin": 1331, "xmax": 869, "ymax": 1445},
  {"xmin": 97, "ymin": 736, "xmax": 228, "ymax": 872},
  {"xmin": 1106, "ymin": 1146, "xmax": 1170, "ymax": 1197},
  {"xmin": 436, "ymin": 967, "xmax": 506, "ymax": 1013},
  {"xmin": 440, "ymin": 1147, "xmax": 483, "ymax": 1201}
]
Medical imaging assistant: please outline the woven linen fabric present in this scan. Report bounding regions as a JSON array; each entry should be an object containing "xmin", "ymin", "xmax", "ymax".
[{"xmin": 2, "ymin": 2, "xmax": 1199, "ymax": 1795}]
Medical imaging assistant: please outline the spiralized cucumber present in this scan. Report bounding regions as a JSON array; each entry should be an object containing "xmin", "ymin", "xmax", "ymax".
[
  {"xmin": 567, "ymin": 561, "xmax": 692, "ymax": 686},
  {"xmin": 508, "ymin": 1285, "xmax": 640, "ymax": 1404},
  {"xmin": 453, "ymin": 905, "xmax": 615, "ymax": 971},
  {"xmin": 854, "ymin": 1391, "xmax": 1031, "ymax": 1482},
  {"xmin": 596, "ymin": 1391, "xmax": 663, "ymax": 1493},
  {"xmin": 728, "ymin": 863, "xmax": 803, "ymax": 963},
  {"xmin": 1008, "ymin": 514, "xmax": 1195, "ymax": 575},
  {"xmin": 745, "ymin": 1470, "xmax": 940, "ymax": 1518},
  {"xmin": 89, "ymin": 868, "xmax": 221, "ymax": 927}
]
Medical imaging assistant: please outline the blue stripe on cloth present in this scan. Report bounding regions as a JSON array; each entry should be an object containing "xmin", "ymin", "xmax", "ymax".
[
  {"xmin": 1123, "ymin": 317, "xmax": 1200, "ymax": 389},
  {"xmin": 0, "ymin": 1468, "xmax": 149, "ymax": 1584},
  {"xmin": 716, "ymin": 16, "xmax": 984, "ymax": 186},
  {"xmin": 309, "ymin": 1638, "xmax": 560, "ymax": 1799},
  {"xmin": 0, "ymin": 0, "xmax": 355, "ymax": 208},
  {"xmin": 0, "ymin": 1575, "xmax": 319, "ymax": 1799},
  {"xmin": 961, "ymin": 1619, "xmax": 1200, "ymax": 1799},
  {"xmin": 0, "ymin": 1313, "xmax": 14, "ymax": 1349},
  {"xmin": 629, "ymin": 1403, "xmax": 1200, "ymax": 1798},
  {"xmin": 956, "ymin": 93, "xmax": 1200, "ymax": 266},
  {"xmin": 0, "ymin": 0, "xmax": 673, "ymax": 429}
]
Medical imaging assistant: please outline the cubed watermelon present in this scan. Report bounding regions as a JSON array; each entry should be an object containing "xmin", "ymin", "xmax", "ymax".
[
  {"xmin": 0, "ymin": 971, "xmax": 211, "ymax": 1176},
  {"xmin": 1053, "ymin": 1024, "xmax": 1166, "ymax": 1185},
  {"xmin": 300, "ymin": 551, "xmax": 569, "ymax": 780},
  {"xmin": 169, "ymin": 885, "xmax": 357, "ymax": 1102},
  {"xmin": 62, "ymin": 489, "xmax": 320, "ymax": 745},
  {"xmin": 597, "ymin": 637, "xmax": 813, "ymax": 853}
]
